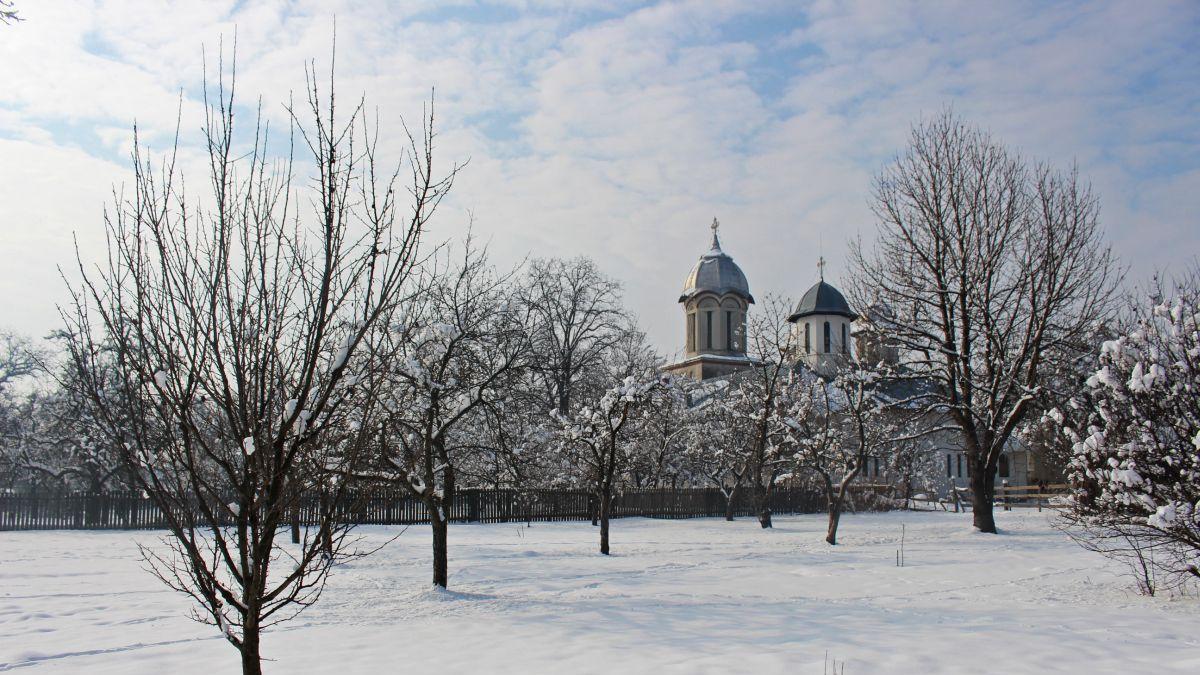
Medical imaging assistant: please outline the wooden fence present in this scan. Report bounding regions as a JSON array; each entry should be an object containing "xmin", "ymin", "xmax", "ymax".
[
  {"xmin": 994, "ymin": 483, "xmax": 1070, "ymax": 511},
  {"xmin": 910, "ymin": 482, "xmax": 1070, "ymax": 512},
  {"xmin": 0, "ymin": 485, "xmax": 866, "ymax": 531}
]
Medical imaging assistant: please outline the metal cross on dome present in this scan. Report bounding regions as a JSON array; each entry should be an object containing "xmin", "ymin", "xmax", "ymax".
[
  {"xmin": 818, "ymin": 256, "xmax": 826, "ymax": 281},
  {"xmin": 709, "ymin": 217, "xmax": 722, "ymax": 250}
]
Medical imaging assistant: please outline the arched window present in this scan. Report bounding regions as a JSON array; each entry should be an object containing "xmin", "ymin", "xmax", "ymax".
[
  {"xmin": 999, "ymin": 454, "xmax": 1010, "ymax": 478},
  {"xmin": 687, "ymin": 313, "xmax": 696, "ymax": 352},
  {"xmin": 823, "ymin": 321, "xmax": 831, "ymax": 353},
  {"xmin": 705, "ymin": 311, "xmax": 713, "ymax": 350},
  {"xmin": 804, "ymin": 323, "xmax": 811, "ymax": 353},
  {"xmin": 725, "ymin": 311, "xmax": 733, "ymax": 351},
  {"xmin": 841, "ymin": 323, "xmax": 848, "ymax": 354}
]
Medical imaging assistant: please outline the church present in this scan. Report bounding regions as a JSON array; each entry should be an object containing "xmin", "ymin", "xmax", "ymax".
[
  {"xmin": 662, "ymin": 219, "xmax": 1034, "ymax": 499},
  {"xmin": 662, "ymin": 218, "xmax": 858, "ymax": 381}
]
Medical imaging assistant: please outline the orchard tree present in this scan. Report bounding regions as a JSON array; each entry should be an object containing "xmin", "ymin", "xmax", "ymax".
[
  {"xmin": 1063, "ymin": 269, "xmax": 1200, "ymax": 591},
  {"xmin": 556, "ymin": 375, "xmax": 661, "ymax": 554},
  {"xmin": 683, "ymin": 380, "xmax": 748, "ymax": 520},
  {"xmin": 367, "ymin": 239, "xmax": 530, "ymax": 588},
  {"xmin": 60, "ymin": 53, "xmax": 455, "ymax": 674},
  {"xmin": 628, "ymin": 375, "xmax": 693, "ymax": 488},
  {"xmin": 850, "ymin": 110, "xmax": 1121, "ymax": 532},
  {"xmin": 886, "ymin": 434, "xmax": 942, "ymax": 507},
  {"xmin": 467, "ymin": 392, "xmax": 553, "ymax": 490},
  {"xmin": 736, "ymin": 295, "xmax": 797, "ymax": 528},
  {"xmin": 784, "ymin": 365, "xmax": 894, "ymax": 544}
]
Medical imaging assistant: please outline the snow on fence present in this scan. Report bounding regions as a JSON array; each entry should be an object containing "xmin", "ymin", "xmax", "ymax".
[{"xmin": 0, "ymin": 486, "xmax": 871, "ymax": 531}]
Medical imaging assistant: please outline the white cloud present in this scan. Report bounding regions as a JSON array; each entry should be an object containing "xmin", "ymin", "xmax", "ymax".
[{"xmin": 0, "ymin": 0, "xmax": 1196, "ymax": 355}]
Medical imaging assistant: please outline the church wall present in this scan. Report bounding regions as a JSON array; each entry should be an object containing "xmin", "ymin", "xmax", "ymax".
[
  {"xmin": 662, "ymin": 357, "xmax": 752, "ymax": 382},
  {"xmin": 794, "ymin": 315, "xmax": 854, "ymax": 373}
]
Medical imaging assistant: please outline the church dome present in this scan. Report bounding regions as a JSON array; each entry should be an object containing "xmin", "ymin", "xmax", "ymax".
[
  {"xmin": 678, "ymin": 220, "xmax": 754, "ymax": 303},
  {"xmin": 788, "ymin": 280, "xmax": 857, "ymax": 322}
]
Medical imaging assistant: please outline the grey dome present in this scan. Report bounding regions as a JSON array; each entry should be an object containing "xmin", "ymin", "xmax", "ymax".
[
  {"xmin": 679, "ymin": 231, "xmax": 754, "ymax": 304},
  {"xmin": 788, "ymin": 281, "xmax": 857, "ymax": 322}
]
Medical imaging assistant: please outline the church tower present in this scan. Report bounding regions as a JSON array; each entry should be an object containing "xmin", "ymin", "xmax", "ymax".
[
  {"xmin": 663, "ymin": 218, "xmax": 755, "ymax": 381},
  {"xmin": 787, "ymin": 258, "xmax": 858, "ymax": 375}
]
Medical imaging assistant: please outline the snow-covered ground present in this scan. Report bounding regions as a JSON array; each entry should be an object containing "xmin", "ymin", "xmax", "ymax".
[{"xmin": 1, "ymin": 510, "xmax": 1196, "ymax": 674}]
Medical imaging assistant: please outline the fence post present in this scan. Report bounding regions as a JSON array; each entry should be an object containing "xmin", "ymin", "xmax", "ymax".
[{"xmin": 466, "ymin": 489, "xmax": 480, "ymax": 523}]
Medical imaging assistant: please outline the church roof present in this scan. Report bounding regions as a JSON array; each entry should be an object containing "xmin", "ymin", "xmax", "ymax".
[
  {"xmin": 788, "ymin": 280, "xmax": 857, "ymax": 322},
  {"xmin": 678, "ymin": 219, "xmax": 754, "ymax": 303}
]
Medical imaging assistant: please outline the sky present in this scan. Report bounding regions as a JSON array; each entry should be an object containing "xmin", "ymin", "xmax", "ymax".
[{"xmin": 1, "ymin": 0, "xmax": 1198, "ymax": 359}]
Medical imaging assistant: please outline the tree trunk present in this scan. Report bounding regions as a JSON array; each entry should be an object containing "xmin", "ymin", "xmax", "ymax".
[
  {"xmin": 757, "ymin": 507, "xmax": 773, "ymax": 528},
  {"xmin": 970, "ymin": 458, "xmax": 998, "ymax": 533},
  {"xmin": 318, "ymin": 492, "xmax": 333, "ymax": 557},
  {"xmin": 290, "ymin": 508, "xmax": 300, "ymax": 545},
  {"xmin": 753, "ymin": 482, "xmax": 772, "ymax": 528},
  {"xmin": 432, "ymin": 509, "xmax": 449, "ymax": 587},
  {"xmin": 724, "ymin": 483, "xmax": 742, "ymax": 521},
  {"xmin": 240, "ymin": 609, "xmax": 262, "ymax": 675},
  {"xmin": 599, "ymin": 489, "xmax": 612, "ymax": 555},
  {"xmin": 825, "ymin": 498, "xmax": 842, "ymax": 545}
]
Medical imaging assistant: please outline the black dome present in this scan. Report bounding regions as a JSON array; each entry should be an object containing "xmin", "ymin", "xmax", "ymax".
[{"xmin": 787, "ymin": 281, "xmax": 857, "ymax": 322}]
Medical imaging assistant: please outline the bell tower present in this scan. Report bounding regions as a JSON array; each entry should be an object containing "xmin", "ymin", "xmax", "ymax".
[
  {"xmin": 787, "ymin": 258, "xmax": 858, "ymax": 376},
  {"xmin": 663, "ymin": 218, "xmax": 755, "ymax": 381}
]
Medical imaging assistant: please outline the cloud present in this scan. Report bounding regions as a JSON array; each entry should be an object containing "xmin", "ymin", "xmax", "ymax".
[{"xmin": 0, "ymin": 0, "xmax": 1197, "ymax": 355}]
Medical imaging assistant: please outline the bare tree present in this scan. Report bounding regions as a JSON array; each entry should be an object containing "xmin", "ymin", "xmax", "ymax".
[
  {"xmin": 519, "ymin": 257, "xmax": 626, "ymax": 415},
  {"xmin": 0, "ymin": 331, "xmax": 40, "ymax": 391},
  {"xmin": 59, "ymin": 50, "xmax": 456, "ymax": 674},
  {"xmin": 467, "ymin": 390, "xmax": 551, "ymax": 491},
  {"xmin": 6, "ymin": 346, "xmax": 129, "ymax": 491},
  {"xmin": 0, "ymin": 330, "xmax": 42, "ymax": 487},
  {"xmin": 683, "ymin": 380, "xmax": 748, "ymax": 521},
  {"xmin": 886, "ymin": 433, "xmax": 941, "ymax": 508},
  {"xmin": 366, "ymin": 238, "xmax": 529, "ymax": 588},
  {"xmin": 735, "ymin": 295, "xmax": 797, "ymax": 528},
  {"xmin": 850, "ymin": 110, "xmax": 1120, "ymax": 533}
]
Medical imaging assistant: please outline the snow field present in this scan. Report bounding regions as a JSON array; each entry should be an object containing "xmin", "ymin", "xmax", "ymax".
[{"xmin": 1, "ymin": 510, "xmax": 1196, "ymax": 673}]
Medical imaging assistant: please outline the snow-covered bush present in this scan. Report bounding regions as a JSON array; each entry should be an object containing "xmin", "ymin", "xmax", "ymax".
[{"xmin": 1064, "ymin": 270, "xmax": 1200, "ymax": 590}]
